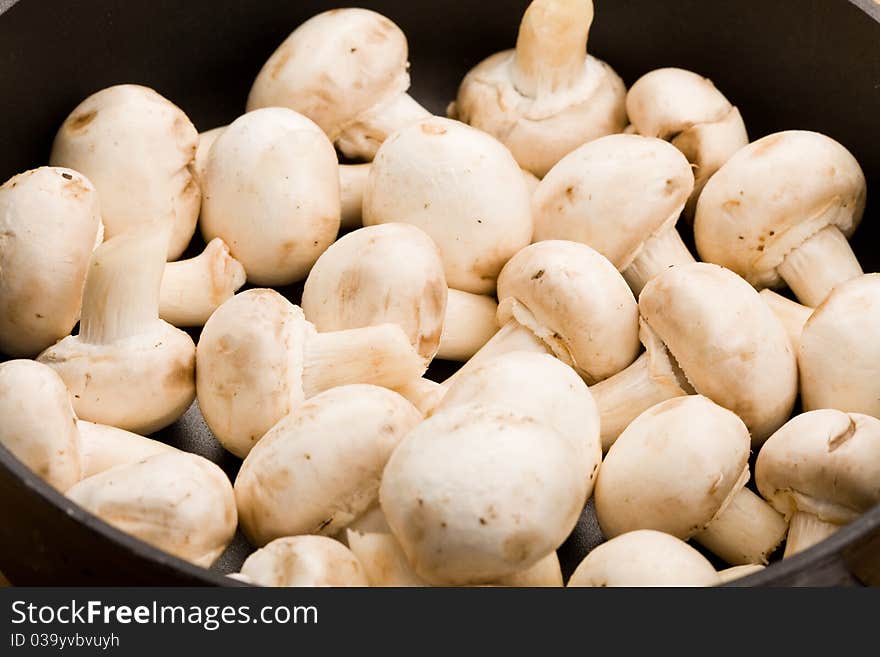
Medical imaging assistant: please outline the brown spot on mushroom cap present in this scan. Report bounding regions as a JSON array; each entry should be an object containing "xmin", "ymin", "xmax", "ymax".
[
  {"xmin": 270, "ymin": 49, "xmax": 292, "ymax": 79},
  {"xmin": 60, "ymin": 173, "xmax": 92, "ymax": 200},
  {"xmin": 164, "ymin": 352, "xmax": 196, "ymax": 390},
  {"xmin": 502, "ymin": 531, "xmax": 540, "ymax": 565},
  {"xmin": 420, "ymin": 123, "xmax": 447, "ymax": 136},
  {"xmin": 67, "ymin": 110, "xmax": 97, "ymax": 133},
  {"xmin": 748, "ymin": 133, "xmax": 785, "ymax": 157}
]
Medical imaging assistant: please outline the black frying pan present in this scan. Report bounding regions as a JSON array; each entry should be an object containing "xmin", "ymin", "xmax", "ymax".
[{"xmin": 0, "ymin": 0, "xmax": 878, "ymax": 586}]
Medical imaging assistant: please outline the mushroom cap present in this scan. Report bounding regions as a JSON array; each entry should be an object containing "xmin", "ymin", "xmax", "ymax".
[
  {"xmin": 798, "ymin": 274, "xmax": 880, "ymax": 417},
  {"xmin": 756, "ymin": 410, "xmax": 880, "ymax": 524},
  {"xmin": 455, "ymin": 50, "xmax": 627, "ymax": 177},
  {"xmin": 0, "ymin": 167, "xmax": 102, "ymax": 357},
  {"xmin": 235, "ymin": 384, "xmax": 422, "ymax": 547},
  {"xmin": 196, "ymin": 289, "xmax": 308, "ymax": 458},
  {"xmin": 694, "ymin": 131, "xmax": 866, "ymax": 289},
  {"xmin": 246, "ymin": 8, "xmax": 410, "ymax": 142},
  {"xmin": 496, "ymin": 240, "xmax": 640, "ymax": 382},
  {"xmin": 533, "ymin": 134, "xmax": 694, "ymax": 270},
  {"xmin": 595, "ymin": 395, "xmax": 751, "ymax": 539},
  {"xmin": 435, "ymin": 351, "xmax": 601, "ymax": 490},
  {"xmin": 66, "ymin": 451, "xmax": 237, "ymax": 568},
  {"xmin": 362, "ymin": 116, "xmax": 533, "ymax": 295},
  {"xmin": 639, "ymin": 262, "xmax": 797, "ymax": 443},
  {"xmin": 625, "ymin": 68, "xmax": 736, "ymax": 140},
  {"xmin": 37, "ymin": 320, "xmax": 195, "ymax": 436},
  {"xmin": 49, "ymin": 84, "xmax": 200, "ymax": 261},
  {"xmin": 0, "ymin": 360, "xmax": 81, "ymax": 491},
  {"xmin": 495, "ymin": 551, "xmax": 564, "ymax": 587},
  {"xmin": 379, "ymin": 403, "xmax": 584, "ymax": 585},
  {"xmin": 302, "ymin": 223, "xmax": 447, "ymax": 361},
  {"xmin": 241, "ymin": 536, "xmax": 368, "ymax": 587},
  {"xmin": 567, "ymin": 530, "xmax": 721, "ymax": 587},
  {"xmin": 201, "ymin": 107, "xmax": 340, "ymax": 286}
]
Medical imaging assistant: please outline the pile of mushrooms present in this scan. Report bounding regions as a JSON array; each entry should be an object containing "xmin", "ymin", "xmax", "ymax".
[{"xmin": 1, "ymin": 0, "xmax": 877, "ymax": 588}]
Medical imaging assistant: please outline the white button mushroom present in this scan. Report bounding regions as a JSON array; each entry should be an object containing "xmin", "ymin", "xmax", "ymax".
[
  {"xmin": 449, "ymin": 241, "xmax": 640, "ymax": 387},
  {"xmin": 0, "ymin": 360, "xmax": 81, "ymax": 491},
  {"xmin": 159, "ymin": 238, "xmax": 246, "ymax": 328},
  {"xmin": 595, "ymin": 395, "xmax": 787, "ymax": 565},
  {"xmin": 302, "ymin": 223, "xmax": 447, "ymax": 362},
  {"xmin": 49, "ymin": 84, "xmax": 200, "ymax": 261},
  {"xmin": 302, "ymin": 224, "xmax": 502, "ymax": 364},
  {"xmin": 246, "ymin": 8, "xmax": 430, "ymax": 161},
  {"xmin": 0, "ymin": 167, "xmax": 102, "ymax": 357},
  {"xmin": 362, "ymin": 116, "xmax": 533, "ymax": 296},
  {"xmin": 533, "ymin": 134, "xmax": 696, "ymax": 294},
  {"xmin": 379, "ymin": 403, "xmax": 585, "ymax": 585},
  {"xmin": 200, "ymin": 108, "xmax": 340, "ymax": 286},
  {"xmin": 591, "ymin": 262, "xmax": 797, "ymax": 447},
  {"xmin": 66, "ymin": 451, "xmax": 237, "ymax": 568},
  {"xmin": 239, "ymin": 536, "xmax": 368, "ymax": 587},
  {"xmin": 798, "ymin": 274, "xmax": 880, "ymax": 417},
  {"xmin": 435, "ymin": 351, "xmax": 602, "ymax": 492},
  {"xmin": 695, "ymin": 131, "xmax": 866, "ymax": 307},
  {"xmin": 452, "ymin": 0, "xmax": 626, "ymax": 177},
  {"xmin": 196, "ymin": 289, "xmax": 426, "ymax": 458},
  {"xmin": 625, "ymin": 68, "xmax": 749, "ymax": 220},
  {"xmin": 756, "ymin": 409, "xmax": 880, "ymax": 558},
  {"xmin": 567, "ymin": 530, "xmax": 721, "ymax": 587},
  {"xmin": 234, "ymin": 384, "xmax": 422, "ymax": 547},
  {"xmin": 195, "ymin": 124, "xmax": 370, "ymax": 233},
  {"xmin": 37, "ymin": 225, "xmax": 196, "ymax": 435}
]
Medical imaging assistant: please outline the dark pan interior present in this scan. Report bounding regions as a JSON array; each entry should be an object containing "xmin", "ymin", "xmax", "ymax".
[{"xmin": 0, "ymin": 0, "xmax": 879, "ymax": 586}]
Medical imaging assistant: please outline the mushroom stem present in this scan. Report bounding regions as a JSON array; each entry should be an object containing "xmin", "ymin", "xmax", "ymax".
[
  {"xmin": 302, "ymin": 323, "xmax": 427, "ymax": 397},
  {"xmin": 437, "ymin": 289, "xmax": 500, "ymax": 361},
  {"xmin": 717, "ymin": 564, "xmax": 765, "ymax": 584},
  {"xmin": 79, "ymin": 225, "xmax": 168, "ymax": 345},
  {"xmin": 777, "ymin": 225, "xmax": 863, "ymax": 307},
  {"xmin": 76, "ymin": 420, "xmax": 175, "ymax": 480},
  {"xmin": 336, "ymin": 93, "xmax": 431, "ymax": 161},
  {"xmin": 512, "ymin": 0, "xmax": 593, "ymax": 97},
  {"xmin": 159, "ymin": 238, "xmax": 246, "ymax": 327},
  {"xmin": 393, "ymin": 377, "xmax": 446, "ymax": 415},
  {"xmin": 339, "ymin": 164, "xmax": 371, "ymax": 231},
  {"xmin": 622, "ymin": 227, "xmax": 696, "ymax": 295},
  {"xmin": 441, "ymin": 320, "xmax": 549, "ymax": 387},
  {"xmin": 694, "ymin": 487, "xmax": 788, "ymax": 565},
  {"xmin": 759, "ymin": 289, "xmax": 812, "ymax": 353},
  {"xmin": 590, "ymin": 351, "xmax": 689, "ymax": 451},
  {"xmin": 782, "ymin": 511, "xmax": 839, "ymax": 559}
]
